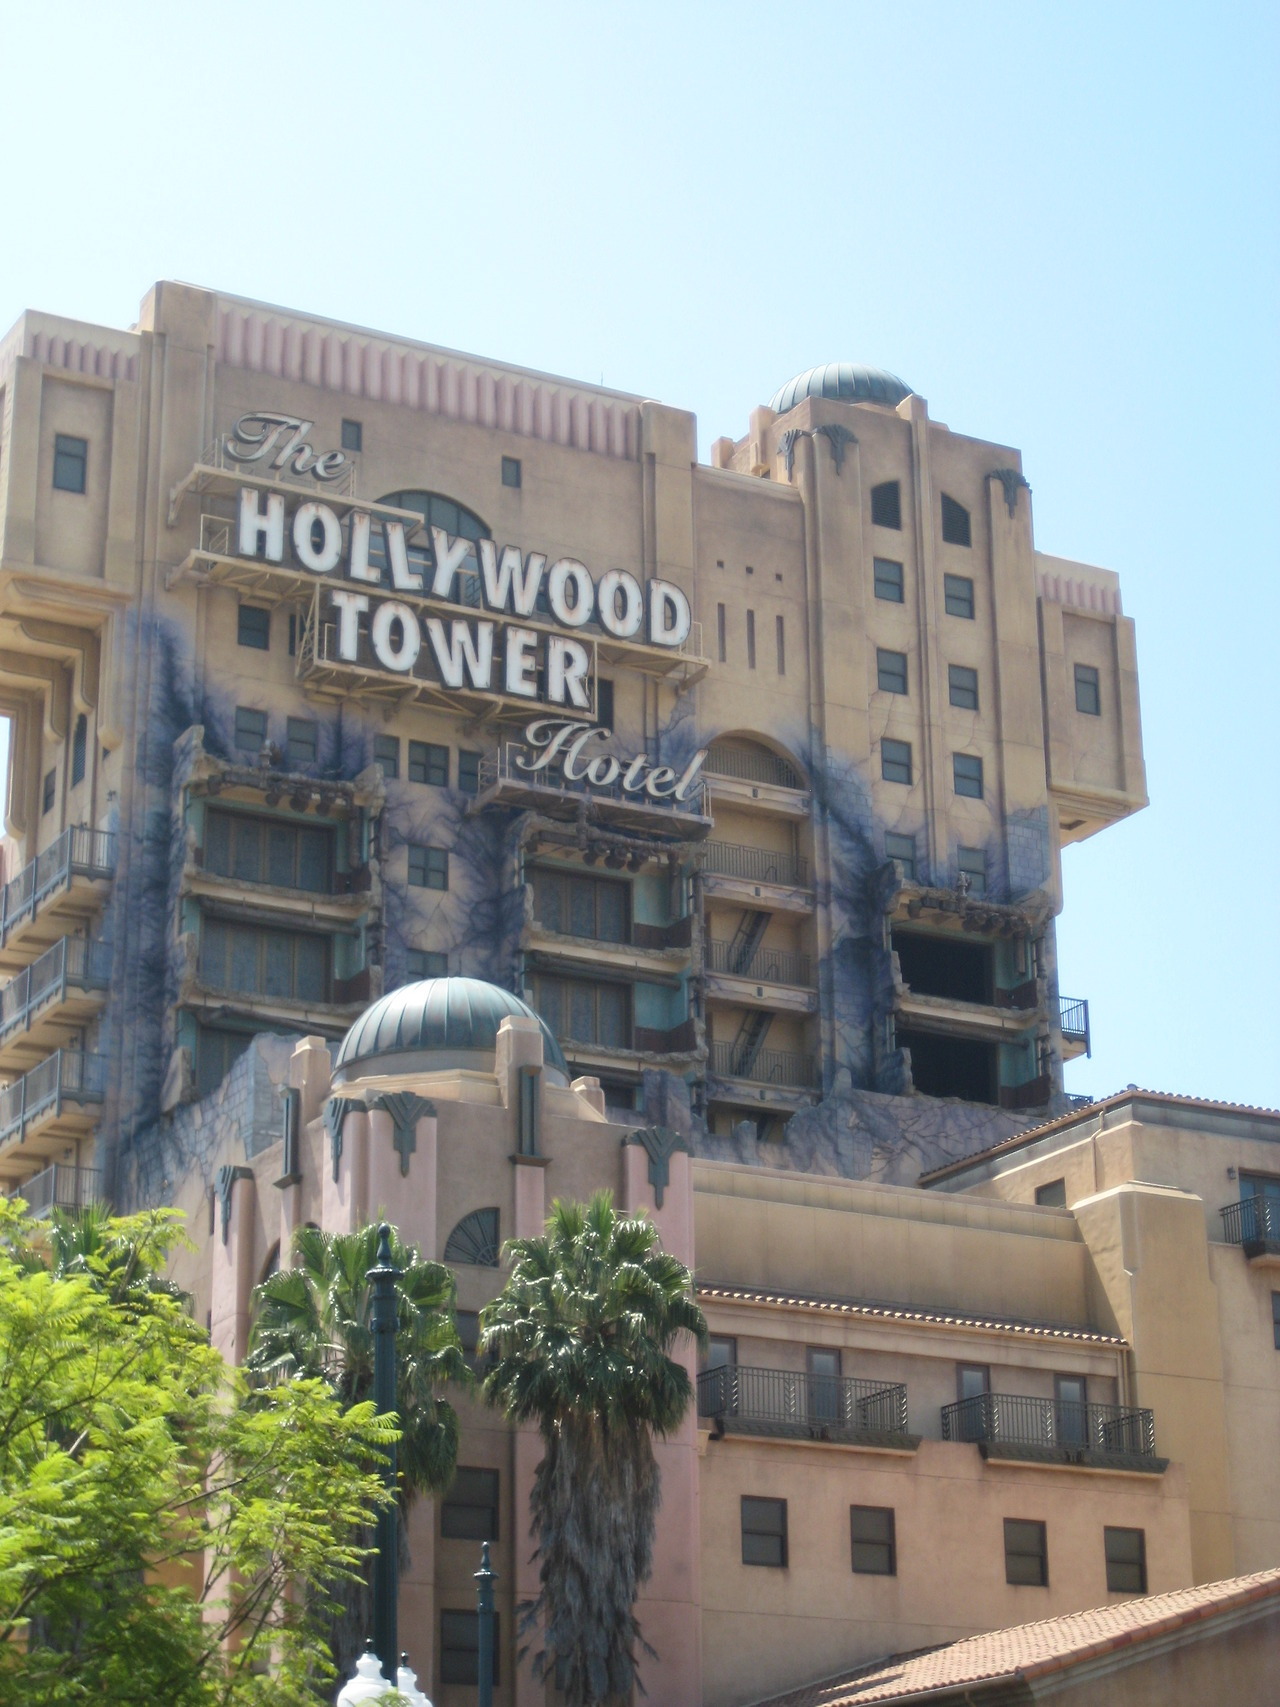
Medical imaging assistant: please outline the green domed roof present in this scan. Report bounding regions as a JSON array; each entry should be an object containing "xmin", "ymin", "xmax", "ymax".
[
  {"xmin": 770, "ymin": 364, "xmax": 913, "ymax": 415},
  {"xmin": 333, "ymin": 976, "xmax": 569, "ymax": 1083}
]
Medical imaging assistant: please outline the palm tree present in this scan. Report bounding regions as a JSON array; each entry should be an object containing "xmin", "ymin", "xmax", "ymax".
[
  {"xmin": 36, "ymin": 1201, "xmax": 189, "ymax": 1310},
  {"xmin": 247, "ymin": 1222, "xmax": 468, "ymax": 1677},
  {"xmin": 480, "ymin": 1191, "xmax": 706, "ymax": 1707}
]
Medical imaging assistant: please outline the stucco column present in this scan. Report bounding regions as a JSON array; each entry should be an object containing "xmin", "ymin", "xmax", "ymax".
[
  {"xmin": 510, "ymin": 1062, "xmax": 549, "ymax": 1707},
  {"xmin": 210, "ymin": 1167, "xmax": 256, "ymax": 1366},
  {"xmin": 365, "ymin": 1101, "xmax": 438, "ymax": 1248},
  {"xmin": 322, "ymin": 1103, "xmax": 369, "ymax": 1232}
]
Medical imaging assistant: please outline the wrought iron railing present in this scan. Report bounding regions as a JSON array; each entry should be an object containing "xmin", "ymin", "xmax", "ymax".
[
  {"xmin": 1056, "ymin": 996, "xmax": 1091, "ymax": 1055},
  {"xmin": 0, "ymin": 937, "xmax": 112, "ymax": 1043},
  {"xmin": 704, "ymin": 745, "xmax": 804, "ymax": 791},
  {"xmin": 706, "ymin": 938, "xmax": 813, "ymax": 988},
  {"xmin": 0, "ymin": 1051, "xmax": 108, "ymax": 1149},
  {"xmin": 0, "ymin": 828, "xmax": 117, "ymax": 947},
  {"xmin": 941, "ymin": 1393, "xmax": 1157, "ymax": 1461},
  {"xmin": 700, "ymin": 840, "xmax": 809, "ymax": 888},
  {"xmin": 1221, "ymin": 1196, "xmax": 1280, "ymax": 1253},
  {"xmin": 709, "ymin": 1041, "xmax": 819, "ymax": 1089},
  {"xmin": 9, "ymin": 1163, "xmax": 105, "ymax": 1216},
  {"xmin": 698, "ymin": 1365, "xmax": 909, "ymax": 1443}
]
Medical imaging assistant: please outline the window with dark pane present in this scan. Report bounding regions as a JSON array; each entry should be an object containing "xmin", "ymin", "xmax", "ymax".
[
  {"xmin": 1074, "ymin": 663, "xmax": 1101, "ymax": 715},
  {"xmin": 885, "ymin": 832, "xmax": 916, "ymax": 881},
  {"xmin": 501, "ymin": 455, "xmax": 522, "ymax": 488},
  {"xmin": 1004, "ymin": 1518, "xmax": 1048, "ymax": 1586},
  {"xmin": 286, "ymin": 718, "xmax": 318, "ymax": 765},
  {"xmin": 741, "ymin": 1496, "xmax": 787, "ymax": 1567},
  {"xmin": 199, "ymin": 919, "xmax": 330, "ymax": 1003},
  {"xmin": 949, "ymin": 664, "xmax": 979, "ymax": 710},
  {"xmin": 877, "ymin": 649, "xmax": 908, "ymax": 695},
  {"xmin": 340, "ymin": 418, "xmax": 363, "ymax": 452},
  {"xmin": 870, "ymin": 480, "xmax": 901, "ymax": 529},
  {"xmin": 408, "ymin": 740, "xmax": 449, "ymax": 787},
  {"xmin": 944, "ymin": 574, "xmax": 975, "ymax": 619},
  {"xmin": 237, "ymin": 605, "xmax": 270, "ymax": 650},
  {"xmin": 533, "ymin": 869, "xmax": 629, "ymax": 943},
  {"xmin": 851, "ymin": 1506, "xmax": 896, "ymax": 1575},
  {"xmin": 1273, "ymin": 1292, "xmax": 1280, "ymax": 1352},
  {"xmin": 374, "ymin": 734, "xmax": 400, "ymax": 778},
  {"xmin": 457, "ymin": 749, "xmax": 481, "ymax": 795},
  {"xmin": 204, "ymin": 811, "xmax": 331, "ymax": 893},
  {"xmin": 367, "ymin": 491, "xmax": 489, "ymax": 591},
  {"xmin": 1036, "ymin": 1178, "xmax": 1067, "ymax": 1208},
  {"xmin": 596, "ymin": 678, "xmax": 614, "ymax": 728},
  {"xmin": 1104, "ymin": 1527, "xmax": 1146, "ymax": 1593},
  {"xmin": 881, "ymin": 739, "xmax": 913, "ymax": 785},
  {"xmin": 287, "ymin": 614, "xmax": 297, "ymax": 656},
  {"xmin": 941, "ymin": 494, "xmax": 972, "ymax": 547},
  {"xmin": 233, "ymin": 706, "xmax": 267, "ymax": 751},
  {"xmin": 52, "ymin": 433, "xmax": 87, "ymax": 493},
  {"xmin": 958, "ymin": 846, "xmax": 986, "ymax": 896},
  {"xmin": 442, "ymin": 1468, "xmax": 499, "ymax": 1541},
  {"xmin": 953, "ymin": 754, "xmax": 984, "ymax": 798},
  {"xmin": 444, "ymin": 1208, "xmax": 500, "ymax": 1267},
  {"xmin": 408, "ymin": 845, "xmax": 449, "ymax": 890},
  {"xmin": 776, "ymin": 615, "xmax": 786, "ymax": 675},
  {"xmin": 406, "ymin": 949, "xmax": 448, "ymax": 981},
  {"xmin": 196, "ymin": 1026, "xmax": 253, "ymax": 1098},
  {"xmin": 874, "ymin": 558, "xmax": 904, "ymax": 602},
  {"xmin": 71, "ymin": 716, "xmax": 87, "ymax": 787},
  {"xmin": 440, "ymin": 1610, "xmax": 500, "ymax": 1687},
  {"xmin": 41, "ymin": 769, "xmax": 55, "ymax": 814},
  {"xmin": 532, "ymin": 974, "xmax": 630, "ymax": 1048}
]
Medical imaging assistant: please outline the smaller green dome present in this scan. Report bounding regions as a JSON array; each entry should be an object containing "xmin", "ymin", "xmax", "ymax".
[
  {"xmin": 334, "ymin": 976, "xmax": 569, "ymax": 1083},
  {"xmin": 770, "ymin": 364, "xmax": 913, "ymax": 415}
]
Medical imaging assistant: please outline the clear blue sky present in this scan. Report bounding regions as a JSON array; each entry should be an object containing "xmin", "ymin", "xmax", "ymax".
[{"xmin": 2, "ymin": 2, "xmax": 1276, "ymax": 1106}]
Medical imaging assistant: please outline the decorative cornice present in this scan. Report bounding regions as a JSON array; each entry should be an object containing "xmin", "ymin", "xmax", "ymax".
[
  {"xmin": 214, "ymin": 1164, "xmax": 254, "ymax": 1245},
  {"xmin": 815, "ymin": 422, "xmax": 857, "ymax": 473},
  {"xmin": 991, "ymin": 466, "xmax": 1031, "ymax": 517},
  {"xmin": 323, "ymin": 1096, "xmax": 356, "ymax": 1183},
  {"xmin": 624, "ymin": 1125, "xmax": 690, "ymax": 1207},
  {"xmin": 372, "ymin": 1092, "xmax": 436, "ymax": 1175}
]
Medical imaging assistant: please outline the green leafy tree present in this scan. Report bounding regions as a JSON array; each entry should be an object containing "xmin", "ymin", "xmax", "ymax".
[
  {"xmin": 247, "ymin": 1222, "xmax": 467, "ymax": 1677},
  {"xmin": 480, "ymin": 1190, "xmax": 706, "ymax": 1707},
  {"xmin": 0, "ymin": 1194, "xmax": 395, "ymax": 1706}
]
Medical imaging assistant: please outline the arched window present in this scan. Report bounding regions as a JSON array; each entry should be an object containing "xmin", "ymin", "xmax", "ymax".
[
  {"xmin": 705, "ymin": 737, "xmax": 803, "ymax": 791},
  {"xmin": 258, "ymin": 1241, "xmax": 281, "ymax": 1284},
  {"xmin": 940, "ymin": 494, "xmax": 971, "ymax": 548},
  {"xmin": 71, "ymin": 715, "xmax": 88, "ymax": 787},
  {"xmin": 367, "ymin": 491, "xmax": 490, "ymax": 602},
  {"xmin": 444, "ymin": 1207, "xmax": 500, "ymax": 1267}
]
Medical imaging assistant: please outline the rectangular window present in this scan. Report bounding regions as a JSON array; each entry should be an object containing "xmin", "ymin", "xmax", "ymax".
[
  {"xmin": 850, "ymin": 1506, "xmax": 896, "ymax": 1576},
  {"xmin": 407, "ymin": 949, "xmax": 448, "ymax": 981},
  {"xmin": 373, "ymin": 735, "xmax": 400, "ymax": 779},
  {"xmin": 501, "ymin": 454, "xmax": 522, "ymax": 488},
  {"xmin": 1273, "ymin": 1292, "xmax": 1280, "ymax": 1352},
  {"xmin": 944, "ymin": 574, "xmax": 975, "ymax": 619},
  {"xmin": 41, "ymin": 768, "xmax": 56, "ymax": 814},
  {"xmin": 441, "ymin": 1467, "xmax": 499, "ymax": 1541},
  {"xmin": 881, "ymin": 739, "xmax": 913, "ymax": 785},
  {"xmin": 71, "ymin": 717, "xmax": 87, "ymax": 787},
  {"xmin": 596, "ymin": 678, "xmax": 614, "ymax": 729},
  {"xmin": 776, "ymin": 614, "xmax": 786, "ymax": 676},
  {"xmin": 957, "ymin": 1364, "xmax": 990, "ymax": 1402},
  {"xmin": 237, "ymin": 605, "xmax": 270, "ymax": 650},
  {"xmin": 199, "ymin": 919, "xmax": 330, "ymax": 1003},
  {"xmin": 877, "ymin": 649, "xmax": 908, "ymax": 695},
  {"xmin": 286, "ymin": 718, "xmax": 318, "ymax": 765},
  {"xmin": 534, "ymin": 869, "xmax": 629, "ymax": 943},
  {"xmin": 941, "ymin": 494, "xmax": 972, "ymax": 547},
  {"xmin": 953, "ymin": 754, "xmax": 984, "ymax": 798},
  {"xmin": 871, "ymin": 480, "xmax": 901, "ymax": 530},
  {"xmin": 746, "ymin": 609, "xmax": 756, "ymax": 670},
  {"xmin": 705, "ymin": 1334, "xmax": 737, "ymax": 1370},
  {"xmin": 532, "ymin": 973, "xmax": 630, "ymax": 1049},
  {"xmin": 874, "ymin": 558, "xmax": 904, "ymax": 602},
  {"xmin": 1074, "ymin": 663, "xmax": 1101, "ymax": 715},
  {"xmin": 458, "ymin": 749, "xmax": 481, "ymax": 795},
  {"xmin": 1036, "ymin": 1178, "xmax": 1067, "ymax": 1208},
  {"xmin": 440, "ymin": 1610, "xmax": 500, "ymax": 1687},
  {"xmin": 408, "ymin": 845, "xmax": 449, "ymax": 890},
  {"xmin": 234, "ymin": 706, "xmax": 267, "ymax": 752},
  {"xmin": 52, "ymin": 433, "xmax": 87, "ymax": 493},
  {"xmin": 408, "ymin": 740, "xmax": 449, "ymax": 787},
  {"xmin": 1004, "ymin": 1518, "xmax": 1048, "ymax": 1586},
  {"xmin": 195, "ymin": 1025, "xmax": 253, "ymax": 1099},
  {"xmin": 949, "ymin": 664, "xmax": 979, "ymax": 710},
  {"xmin": 716, "ymin": 603, "xmax": 727, "ymax": 663},
  {"xmin": 204, "ymin": 811, "xmax": 332, "ymax": 893},
  {"xmin": 340, "ymin": 418, "xmax": 363, "ymax": 452},
  {"xmin": 287, "ymin": 615, "xmax": 297, "ymax": 657},
  {"xmin": 885, "ymin": 832, "xmax": 916, "ymax": 881},
  {"xmin": 958, "ymin": 846, "xmax": 986, "ymax": 896},
  {"xmin": 741, "ymin": 1496, "xmax": 787, "ymax": 1568},
  {"xmin": 1104, "ymin": 1527, "xmax": 1146, "ymax": 1594}
]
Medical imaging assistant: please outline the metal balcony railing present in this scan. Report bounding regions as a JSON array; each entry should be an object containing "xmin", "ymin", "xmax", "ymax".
[
  {"xmin": 1056, "ymin": 996, "xmax": 1091, "ymax": 1055},
  {"xmin": 9, "ymin": 1163, "xmax": 105, "ymax": 1216},
  {"xmin": 0, "ymin": 828, "xmax": 117, "ymax": 948},
  {"xmin": 704, "ymin": 745, "xmax": 804, "ymax": 791},
  {"xmin": 0, "ymin": 1051, "xmax": 108, "ymax": 1149},
  {"xmin": 1220, "ymin": 1196, "xmax": 1280, "ymax": 1255},
  {"xmin": 0, "ymin": 937, "xmax": 112, "ymax": 1042},
  {"xmin": 706, "ymin": 938, "xmax": 813, "ymax": 988},
  {"xmin": 941, "ymin": 1393, "xmax": 1159, "ymax": 1464},
  {"xmin": 698, "ymin": 1365, "xmax": 910, "ymax": 1444},
  {"xmin": 709, "ymin": 1041, "xmax": 819, "ymax": 1089},
  {"xmin": 700, "ymin": 840, "xmax": 808, "ymax": 888}
]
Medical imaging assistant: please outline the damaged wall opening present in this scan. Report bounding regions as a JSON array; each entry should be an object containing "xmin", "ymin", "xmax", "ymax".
[
  {"xmin": 898, "ymin": 1028, "xmax": 997, "ymax": 1104},
  {"xmin": 892, "ymin": 929, "xmax": 993, "ymax": 1005}
]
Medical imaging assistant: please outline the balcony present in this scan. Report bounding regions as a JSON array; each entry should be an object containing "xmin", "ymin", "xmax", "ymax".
[
  {"xmin": 1220, "ymin": 1196, "xmax": 1280, "ymax": 1260},
  {"xmin": 701, "ymin": 841, "xmax": 808, "ymax": 888},
  {"xmin": 0, "ymin": 937, "xmax": 112, "ymax": 1071},
  {"xmin": 0, "ymin": 1051, "xmax": 108, "ymax": 1171},
  {"xmin": 709, "ymin": 1040, "xmax": 819, "ymax": 1091},
  {"xmin": 706, "ymin": 938, "xmax": 812, "ymax": 988},
  {"xmin": 698, "ymin": 1365, "xmax": 914, "ymax": 1449},
  {"xmin": 8, "ymin": 1162, "xmax": 105, "ymax": 1217},
  {"xmin": 941, "ymin": 1393, "xmax": 1164, "ymax": 1471},
  {"xmin": 705, "ymin": 745, "xmax": 804, "ymax": 791},
  {"xmin": 1057, "ymin": 996, "xmax": 1091, "ymax": 1060},
  {"xmin": 0, "ymin": 827, "xmax": 116, "ymax": 968}
]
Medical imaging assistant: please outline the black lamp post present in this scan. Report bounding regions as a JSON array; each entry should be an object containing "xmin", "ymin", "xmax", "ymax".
[
  {"xmin": 475, "ymin": 1540, "xmax": 497, "ymax": 1707},
  {"xmin": 369, "ymin": 1223, "xmax": 399, "ymax": 1675}
]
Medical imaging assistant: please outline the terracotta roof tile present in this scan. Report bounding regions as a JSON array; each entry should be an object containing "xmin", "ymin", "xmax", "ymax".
[{"xmin": 749, "ymin": 1568, "xmax": 1280, "ymax": 1705}]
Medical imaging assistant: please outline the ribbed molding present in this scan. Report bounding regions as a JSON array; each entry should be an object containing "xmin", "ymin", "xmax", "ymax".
[
  {"xmin": 216, "ymin": 301, "xmax": 641, "ymax": 461},
  {"xmin": 1036, "ymin": 565, "xmax": 1122, "ymax": 616},
  {"xmin": 0, "ymin": 312, "xmax": 140, "ymax": 390}
]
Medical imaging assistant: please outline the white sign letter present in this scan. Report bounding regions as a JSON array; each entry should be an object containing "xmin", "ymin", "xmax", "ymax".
[
  {"xmin": 648, "ymin": 579, "xmax": 691, "ymax": 648},
  {"xmin": 370, "ymin": 600, "xmax": 421, "ymax": 673},
  {"xmin": 548, "ymin": 558, "xmax": 595, "ymax": 628},
  {"xmin": 328, "ymin": 589, "xmax": 369, "ymax": 661},
  {"xmin": 547, "ymin": 636, "xmax": 592, "ymax": 710},
  {"xmin": 597, "ymin": 568, "xmax": 644, "ymax": 639},
  {"xmin": 293, "ymin": 502, "xmax": 343, "ymax": 574},
  {"xmin": 425, "ymin": 618, "xmax": 495, "ymax": 690},
  {"xmin": 348, "ymin": 511, "xmax": 381, "ymax": 583},
  {"xmin": 386, "ymin": 521, "xmax": 424, "ymax": 591},
  {"xmin": 504, "ymin": 627, "xmax": 539, "ymax": 698},
  {"xmin": 237, "ymin": 488, "xmax": 285, "ymax": 561},
  {"xmin": 430, "ymin": 528, "xmax": 474, "ymax": 599},
  {"xmin": 479, "ymin": 540, "xmax": 546, "ymax": 616}
]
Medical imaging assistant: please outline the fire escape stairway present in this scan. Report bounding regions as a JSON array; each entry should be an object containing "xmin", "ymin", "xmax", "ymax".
[
  {"xmin": 729, "ymin": 1010, "xmax": 773, "ymax": 1079},
  {"xmin": 727, "ymin": 910, "xmax": 771, "ymax": 976}
]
